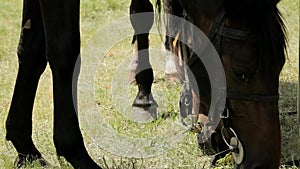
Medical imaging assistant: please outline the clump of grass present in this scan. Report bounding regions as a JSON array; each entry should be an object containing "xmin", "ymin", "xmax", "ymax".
[{"xmin": 215, "ymin": 154, "xmax": 234, "ymax": 168}]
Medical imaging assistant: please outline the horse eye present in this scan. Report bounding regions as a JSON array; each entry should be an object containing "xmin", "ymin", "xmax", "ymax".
[{"xmin": 232, "ymin": 68, "xmax": 250, "ymax": 84}]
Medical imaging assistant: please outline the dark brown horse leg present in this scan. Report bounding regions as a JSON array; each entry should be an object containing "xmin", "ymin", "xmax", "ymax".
[
  {"xmin": 5, "ymin": 0, "xmax": 48, "ymax": 167},
  {"xmin": 38, "ymin": 0, "xmax": 100, "ymax": 168},
  {"xmin": 164, "ymin": 0, "xmax": 183, "ymax": 83},
  {"xmin": 130, "ymin": 0, "xmax": 156, "ymax": 109}
]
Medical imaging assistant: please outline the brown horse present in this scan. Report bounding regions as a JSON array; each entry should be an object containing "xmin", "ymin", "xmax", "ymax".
[{"xmin": 131, "ymin": 0, "xmax": 287, "ymax": 168}]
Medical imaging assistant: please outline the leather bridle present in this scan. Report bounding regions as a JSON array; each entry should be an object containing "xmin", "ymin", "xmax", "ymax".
[{"xmin": 178, "ymin": 9, "xmax": 280, "ymax": 167}]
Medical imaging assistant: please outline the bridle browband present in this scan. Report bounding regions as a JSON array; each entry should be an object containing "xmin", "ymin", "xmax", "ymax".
[{"xmin": 207, "ymin": 11, "xmax": 256, "ymax": 43}]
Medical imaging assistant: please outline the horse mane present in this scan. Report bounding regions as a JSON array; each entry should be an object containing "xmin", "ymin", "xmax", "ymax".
[
  {"xmin": 156, "ymin": 0, "xmax": 287, "ymax": 71},
  {"xmin": 225, "ymin": 0, "xmax": 287, "ymax": 71}
]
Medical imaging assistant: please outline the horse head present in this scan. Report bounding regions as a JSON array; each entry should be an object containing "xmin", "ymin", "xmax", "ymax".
[{"xmin": 169, "ymin": 0, "xmax": 286, "ymax": 168}]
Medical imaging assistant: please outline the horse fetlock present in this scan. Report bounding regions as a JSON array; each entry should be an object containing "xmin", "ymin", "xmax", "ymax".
[
  {"xmin": 5, "ymin": 131, "xmax": 41, "ymax": 160},
  {"xmin": 6, "ymin": 122, "xmax": 31, "ymax": 143},
  {"xmin": 54, "ymin": 133, "xmax": 86, "ymax": 157},
  {"xmin": 133, "ymin": 91, "xmax": 157, "ymax": 108},
  {"xmin": 135, "ymin": 69, "xmax": 153, "ymax": 83},
  {"xmin": 133, "ymin": 94, "xmax": 152, "ymax": 108}
]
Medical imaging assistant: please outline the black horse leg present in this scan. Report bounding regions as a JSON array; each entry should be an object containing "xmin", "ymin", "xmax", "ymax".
[
  {"xmin": 5, "ymin": 0, "xmax": 48, "ymax": 166},
  {"xmin": 130, "ymin": 0, "xmax": 156, "ymax": 108},
  {"xmin": 38, "ymin": 0, "xmax": 100, "ymax": 168},
  {"xmin": 133, "ymin": 34, "xmax": 156, "ymax": 108}
]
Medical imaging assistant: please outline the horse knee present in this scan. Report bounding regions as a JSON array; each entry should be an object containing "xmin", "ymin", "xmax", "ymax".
[{"xmin": 17, "ymin": 21, "xmax": 47, "ymax": 78}]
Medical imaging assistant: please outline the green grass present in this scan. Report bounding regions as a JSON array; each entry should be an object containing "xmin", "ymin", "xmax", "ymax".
[{"xmin": 0, "ymin": 0, "xmax": 299, "ymax": 168}]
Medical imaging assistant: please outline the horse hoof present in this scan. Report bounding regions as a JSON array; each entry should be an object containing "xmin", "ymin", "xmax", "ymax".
[
  {"xmin": 132, "ymin": 93, "xmax": 158, "ymax": 122},
  {"xmin": 14, "ymin": 154, "xmax": 52, "ymax": 168},
  {"xmin": 132, "ymin": 105, "xmax": 158, "ymax": 123}
]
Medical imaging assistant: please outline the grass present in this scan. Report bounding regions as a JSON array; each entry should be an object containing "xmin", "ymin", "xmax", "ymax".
[{"xmin": 0, "ymin": 0, "xmax": 299, "ymax": 168}]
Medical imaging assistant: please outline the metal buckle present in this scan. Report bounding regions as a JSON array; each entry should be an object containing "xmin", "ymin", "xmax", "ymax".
[
  {"xmin": 221, "ymin": 127, "xmax": 238, "ymax": 150},
  {"xmin": 221, "ymin": 108, "xmax": 229, "ymax": 119}
]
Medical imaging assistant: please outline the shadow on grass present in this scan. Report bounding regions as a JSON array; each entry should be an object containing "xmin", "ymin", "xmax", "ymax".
[{"xmin": 279, "ymin": 81, "xmax": 300, "ymax": 166}]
